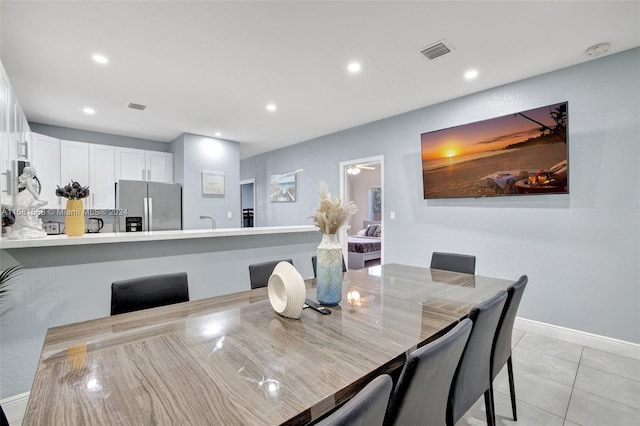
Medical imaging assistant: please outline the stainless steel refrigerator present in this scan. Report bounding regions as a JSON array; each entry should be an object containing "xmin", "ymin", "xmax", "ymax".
[{"xmin": 116, "ymin": 180, "xmax": 182, "ymax": 232}]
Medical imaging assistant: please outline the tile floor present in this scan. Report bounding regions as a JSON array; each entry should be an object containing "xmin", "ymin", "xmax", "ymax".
[{"xmin": 457, "ymin": 328, "xmax": 640, "ymax": 426}]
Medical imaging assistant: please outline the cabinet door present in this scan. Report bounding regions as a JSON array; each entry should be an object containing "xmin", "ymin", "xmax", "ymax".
[
  {"xmin": 0, "ymin": 73, "xmax": 9, "ymax": 205},
  {"xmin": 115, "ymin": 147, "xmax": 146, "ymax": 181},
  {"xmin": 31, "ymin": 133, "xmax": 61, "ymax": 208},
  {"xmin": 146, "ymin": 151, "xmax": 173, "ymax": 183},
  {"xmin": 60, "ymin": 140, "xmax": 90, "ymax": 208},
  {"xmin": 89, "ymin": 144, "xmax": 115, "ymax": 209}
]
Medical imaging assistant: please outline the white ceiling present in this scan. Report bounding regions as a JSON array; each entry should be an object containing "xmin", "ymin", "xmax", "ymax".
[{"xmin": 2, "ymin": 1, "xmax": 639, "ymax": 159}]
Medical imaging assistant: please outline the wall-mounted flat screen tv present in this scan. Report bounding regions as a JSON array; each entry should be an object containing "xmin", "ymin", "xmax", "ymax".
[{"xmin": 421, "ymin": 101, "xmax": 568, "ymax": 199}]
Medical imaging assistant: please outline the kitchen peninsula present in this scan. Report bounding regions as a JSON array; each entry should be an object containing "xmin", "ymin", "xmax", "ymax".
[{"xmin": 0, "ymin": 225, "xmax": 320, "ymax": 398}]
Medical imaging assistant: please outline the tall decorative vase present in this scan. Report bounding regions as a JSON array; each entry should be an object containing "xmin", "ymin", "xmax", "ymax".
[
  {"xmin": 65, "ymin": 199, "xmax": 85, "ymax": 237},
  {"xmin": 316, "ymin": 233, "xmax": 343, "ymax": 305}
]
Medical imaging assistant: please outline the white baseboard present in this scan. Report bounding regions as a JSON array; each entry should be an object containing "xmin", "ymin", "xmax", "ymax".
[
  {"xmin": 1, "ymin": 319, "xmax": 637, "ymax": 425},
  {"xmin": 0, "ymin": 391, "xmax": 29, "ymax": 426},
  {"xmin": 515, "ymin": 317, "xmax": 640, "ymax": 361}
]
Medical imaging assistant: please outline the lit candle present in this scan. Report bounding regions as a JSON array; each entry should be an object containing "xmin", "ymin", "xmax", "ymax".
[{"xmin": 347, "ymin": 290, "xmax": 361, "ymax": 306}]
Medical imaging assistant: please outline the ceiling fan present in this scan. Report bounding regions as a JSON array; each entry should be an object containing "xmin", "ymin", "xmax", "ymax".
[{"xmin": 347, "ymin": 163, "xmax": 376, "ymax": 175}]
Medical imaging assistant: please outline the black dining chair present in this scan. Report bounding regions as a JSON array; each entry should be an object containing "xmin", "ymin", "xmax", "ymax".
[
  {"xmin": 110, "ymin": 272, "xmax": 189, "ymax": 315},
  {"xmin": 311, "ymin": 255, "xmax": 347, "ymax": 278},
  {"xmin": 490, "ymin": 275, "xmax": 528, "ymax": 423},
  {"xmin": 447, "ymin": 290, "xmax": 507, "ymax": 426},
  {"xmin": 248, "ymin": 259, "xmax": 293, "ymax": 289},
  {"xmin": 384, "ymin": 318, "xmax": 472, "ymax": 426},
  {"xmin": 315, "ymin": 374, "xmax": 393, "ymax": 426},
  {"xmin": 430, "ymin": 251, "xmax": 476, "ymax": 274}
]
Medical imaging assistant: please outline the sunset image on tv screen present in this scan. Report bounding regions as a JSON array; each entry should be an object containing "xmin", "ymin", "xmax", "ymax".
[{"xmin": 421, "ymin": 101, "xmax": 568, "ymax": 199}]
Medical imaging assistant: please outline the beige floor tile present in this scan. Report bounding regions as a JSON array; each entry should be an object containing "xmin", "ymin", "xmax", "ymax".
[
  {"xmin": 574, "ymin": 365, "xmax": 640, "ymax": 410},
  {"xmin": 457, "ymin": 390, "xmax": 564, "ymax": 426},
  {"xmin": 563, "ymin": 420, "xmax": 581, "ymax": 426},
  {"xmin": 493, "ymin": 368, "xmax": 572, "ymax": 417},
  {"xmin": 511, "ymin": 345, "xmax": 579, "ymax": 386},
  {"xmin": 511, "ymin": 329, "xmax": 525, "ymax": 348},
  {"xmin": 517, "ymin": 333, "xmax": 583, "ymax": 363},
  {"xmin": 581, "ymin": 347, "xmax": 640, "ymax": 381},
  {"xmin": 565, "ymin": 388, "xmax": 640, "ymax": 426}
]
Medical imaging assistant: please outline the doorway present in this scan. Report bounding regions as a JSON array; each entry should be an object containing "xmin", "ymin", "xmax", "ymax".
[
  {"xmin": 240, "ymin": 178, "xmax": 255, "ymax": 227},
  {"xmin": 339, "ymin": 155, "xmax": 384, "ymax": 268}
]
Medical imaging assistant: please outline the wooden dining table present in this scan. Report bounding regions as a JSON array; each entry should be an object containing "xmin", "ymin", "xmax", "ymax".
[{"xmin": 23, "ymin": 263, "xmax": 514, "ymax": 425}]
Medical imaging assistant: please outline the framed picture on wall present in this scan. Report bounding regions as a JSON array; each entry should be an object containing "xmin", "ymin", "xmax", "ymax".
[
  {"xmin": 270, "ymin": 172, "xmax": 298, "ymax": 202},
  {"xmin": 202, "ymin": 171, "xmax": 225, "ymax": 195}
]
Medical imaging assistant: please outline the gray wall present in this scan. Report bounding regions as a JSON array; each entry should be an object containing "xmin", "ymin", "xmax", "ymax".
[
  {"xmin": 241, "ymin": 48, "xmax": 640, "ymax": 344},
  {"xmin": 348, "ymin": 168, "xmax": 381, "ymax": 234},
  {"xmin": 171, "ymin": 133, "xmax": 241, "ymax": 229},
  {"xmin": 29, "ymin": 122, "xmax": 171, "ymax": 152}
]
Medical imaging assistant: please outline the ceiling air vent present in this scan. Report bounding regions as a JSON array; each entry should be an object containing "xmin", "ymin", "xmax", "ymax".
[
  {"xmin": 126, "ymin": 102, "xmax": 147, "ymax": 111},
  {"xmin": 421, "ymin": 40, "xmax": 455, "ymax": 60}
]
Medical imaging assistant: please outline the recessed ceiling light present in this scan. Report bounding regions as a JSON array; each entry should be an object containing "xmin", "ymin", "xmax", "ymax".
[
  {"xmin": 464, "ymin": 69, "xmax": 478, "ymax": 80},
  {"xmin": 347, "ymin": 62, "xmax": 361, "ymax": 73},
  {"xmin": 214, "ymin": 132, "xmax": 222, "ymax": 137},
  {"xmin": 92, "ymin": 54, "xmax": 108, "ymax": 64},
  {"xmin": 266, "ymin": 103, "xmax": 277, "ymax": 112},
  {"xmin": 83, "ymin": 107, "xmax": 95, "ymax": 115}
]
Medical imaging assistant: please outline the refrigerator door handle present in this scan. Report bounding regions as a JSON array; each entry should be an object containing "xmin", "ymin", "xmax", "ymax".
[
  {"xmin": 143, "ymin": 197, "xmax": 149, "ymax": 231},
  {"xmin": 148, "ymin": 198, "xmax": 153, "ymax": 231}
]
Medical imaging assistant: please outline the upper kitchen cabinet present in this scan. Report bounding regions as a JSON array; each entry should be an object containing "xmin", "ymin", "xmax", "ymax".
[
  {"xmin": 115, "ymin": 147, "xmax": 173, "ymax": 183},
  {"xmin": 89, "ymin": 143, "xmax": 115, "ymax": 209},
  {"xmin": 31, "ymin": 133, "xmax": 61, "ymax": 208},
  {"xmin": 0, "ymin": 71, "xmax": 10, "ymax": 205},
  {"xmin": 60, "ymin": 140, "xmax": 90, "ymax": 207},
  {"xmin": 61, "ymin": 140, "xmax": 115, "ymax": 210},
  {"xmin": 1, "ymin": 61, "xmax": 31, "ymax": 205}
]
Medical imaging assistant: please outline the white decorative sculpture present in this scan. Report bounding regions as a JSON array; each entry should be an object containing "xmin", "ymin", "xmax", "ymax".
[
  {"xmin": 9, "ymin": 167, "xmax": 48, "ymax": 239},
  {"xmin": 268, "ymin": 262, "xmax": 306, "ymax": 319}
]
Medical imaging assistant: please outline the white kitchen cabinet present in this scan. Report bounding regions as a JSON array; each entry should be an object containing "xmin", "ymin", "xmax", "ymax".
[
  {"xmin": 115, "ymin": 147, "xmax": 173, "ymax": 183},
  {"xmin": 145, "ymin": 150, "xmax": 172, "ymax": 183},
  {"xmin": 11, "ymin": 96, "xmax": 29, "ymax": 162},
  {"xmin": 60, "ymin": 140, "xmax": 90, "ymax": 208},
  {"xmin": 89, "ymin": 143, "xmax": 115, "ymax": 209},
  {"xmin": 0, "ymin": 72, "xmax": 9, "ymax": 205},
  {"xmin": 31, "ymin": 133, "xmax": 61, "ymax": 208}
]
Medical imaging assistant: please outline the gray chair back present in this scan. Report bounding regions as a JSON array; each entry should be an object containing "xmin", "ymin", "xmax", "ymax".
[
  {"xmin": 248, "ymin": 259, "xmax": 293, "ymax": 289},
  {"xmin": 315, "ymin": 374, "xmax": 393, "ymax": 426},
  {"xmin": 311, "ymin": 255, "xmax": 347, "ymax": 278},
  {"xmin": 384, "ymin": 319, "xmax": 472, "ymax": 426},
  {"xmin": 490, "ymin": 275, "xmax": 528, "ymax": 422},
  {"xmin": 492, "ymin": 275, "xmax": 528, "ymax": 379},
  {"xmin": 111, "ymin": 272, "xmax": 189, "ymax": 315},
  {"xmin": 447, "ymin": 290, "xmax": 507, "ymax": 426},
  {"xmin": 430, "ymin": 252, "xmax": 476, "ymax": 274}
]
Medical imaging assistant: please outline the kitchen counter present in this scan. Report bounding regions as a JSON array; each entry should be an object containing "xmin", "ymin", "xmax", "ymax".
[{"xmin": 0, "ymin": 225, "xmax": 317, "ymax": 249}]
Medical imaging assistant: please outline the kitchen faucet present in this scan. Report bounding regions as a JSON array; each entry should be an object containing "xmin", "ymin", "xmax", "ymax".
[{"xmin": 199, "ymin": 215, "xmax": 216, "ymax": 229}]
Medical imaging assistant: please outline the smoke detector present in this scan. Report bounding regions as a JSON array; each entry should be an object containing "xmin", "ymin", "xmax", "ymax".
[
  {"xmin": 421, "ymin": 39, "xmax": 455, "ymax": 60},
  {"xmin": 585, "ymin": 43, "xmax": 610, "ymax": 57},
  {"xmin": 126, "ymin": 102, "xmax": 147, "ymax": 111}
]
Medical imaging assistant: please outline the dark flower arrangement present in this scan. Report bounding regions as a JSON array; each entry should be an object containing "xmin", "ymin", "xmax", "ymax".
[{"xmin": 55, "ymin": 181, "xmax": 90, "ymax": 200}]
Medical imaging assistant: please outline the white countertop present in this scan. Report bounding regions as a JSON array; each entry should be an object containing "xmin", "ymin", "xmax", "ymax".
[{"xmin": 0, "ymin": 225, "xmax": 318, "ymax": 249}]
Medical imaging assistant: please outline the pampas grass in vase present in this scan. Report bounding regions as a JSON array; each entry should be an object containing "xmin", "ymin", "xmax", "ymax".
[{"xmin": 311, "ymin": 181, "xmax": 357, "ymax": 305}]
